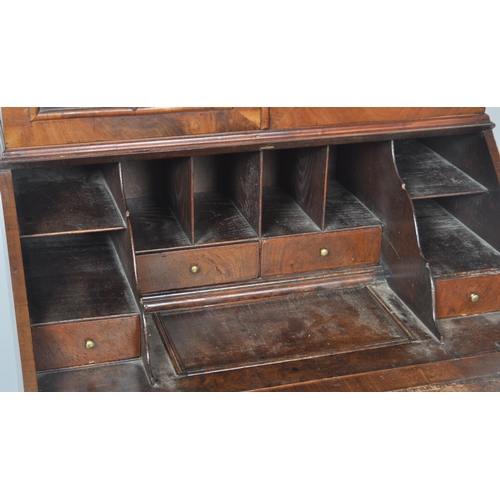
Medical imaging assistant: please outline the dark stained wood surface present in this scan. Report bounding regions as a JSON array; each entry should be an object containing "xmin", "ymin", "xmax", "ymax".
[
  {"xmin": 128, "ymin": 197, "xmax": 192, "ymax": 252},
  {"xmin": 194, "ymin": 192, "xmax": 258, "ymax": 245},
  {"xmin": 136, "ymin": 242, "xmax": 260, "ymax": 293},
  {"xmin": 0, "ymin": 170, "xmax": 38, "ymax": 391},
  {"xmin": 421, "ymin": 133, "xmax": 500, "ymax": 191},
  {"xmin": 393, "ymin": 140, "xmax": 488, "ymax": 199},
  {"xmin": 336, "ymin": 141, "xmax": 441, "ymax": 339},
  {"xmin": 37, "ymin": 302, "xmax": 500, "ymax": 392},
  {"xmin": 164, "ymin": 157, "xmax": 195, "ymax": 243},
  {"xmin": 414, "ymin": 199, "xmax": 500, "ymax": 277},
  {"xmin": 12, "ymin": 166, "xmax": 126, "ymax": 237},
  {"xmin": 262, "ymin": 186, "xmax": 320, "ymax": 237},
  {"xmin": 278, "ymin": 147, "xmax": 329, "ymax": 229},
  {"xmin": 324, "ymin": 180, "xmax": 381, "ymax": 231},
  {"xmin": 155, "ymin": 284, "xmax": 412, "ymax": 376},
  {"xmin": 261, "ymin": 228, "xmax": 381, "ymax": 277},
  {"xmin": 32, "ymin": 315, "xmax": 141, "ymax": 371},
  {"xmin": 223, "ymin": 152, "xmax": 262, "ymax": 235},
  {"xmin": 22, "ymin": 233, "xmax": 139, "ymax": 325}
]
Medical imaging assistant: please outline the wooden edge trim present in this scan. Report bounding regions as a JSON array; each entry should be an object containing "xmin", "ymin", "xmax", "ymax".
[
  {"xmin": 0, "ymin": 171, "xmax": 38, "ymax": 391},
  {"xmin": 30, "ymin": 107, "xmax": 235, "ymax": 121},
  {"xmin": 255, "ymin": 351, "xmax": 500, "ymax": 392},
  {"xmin": 143, "ymin": 265, "xmax": 383, "ymax": 313},
  {"xmin": 1, "ymin": 114, "xmax": 493, "ymax": 166}
]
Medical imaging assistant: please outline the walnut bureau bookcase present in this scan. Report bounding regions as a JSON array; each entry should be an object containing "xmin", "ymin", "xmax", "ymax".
[{"xmin": 2, "ymin": 107, "xmax": 500, "ymax": 392}]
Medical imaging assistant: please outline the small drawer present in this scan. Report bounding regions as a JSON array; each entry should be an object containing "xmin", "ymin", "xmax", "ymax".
[
  {"xmin": 136, "ymin": 242, "xmax": 260, "ymax": 293},
  {"xmin": 261, "ymin": 228, "xmax": 382, "ymax": 277},
  {"xmin": 435, "ymin": 273, "xmax": 500, "ymax": 319},
  {"xmin": 32, "ymin": 315, "xmax": 141, "ymax": 371}
]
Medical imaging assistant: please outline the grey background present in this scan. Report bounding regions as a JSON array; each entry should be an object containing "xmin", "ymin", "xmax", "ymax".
[{"xmin": 1, "ymin": 108, "xmax": 500, "ymax": 391}]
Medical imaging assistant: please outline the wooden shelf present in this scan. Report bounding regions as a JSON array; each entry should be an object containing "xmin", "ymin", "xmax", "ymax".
[
  {"xmin": 13, "ymin": 166, "xmax": 126, "ymax": 237},
  {"xmin": 394, "ymin": 140, "xmax": 488, "ymax": 199},
  {"xmin": 414, "ymin": 199, "xmax": 500, "ymax": 278},
  {"xmin": 128, "ymin": 197, "xmax": 191, "ymax": 253},
  {"xmin": 324, "ymin": 180, "xmax": 381, "ymax": 231},
  {"xmin": 22, "ymin": 233, "xmax": 139, "ymax": 325},
  {"xmin": 194, "ymin": 192, "xmax": 258, "ymax": 245},
  {"xmin": 262, "ymin": 186, "xmax": 320, "ymax": 237}
]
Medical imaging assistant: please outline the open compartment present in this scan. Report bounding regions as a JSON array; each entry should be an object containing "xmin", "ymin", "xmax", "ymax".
[
  {"xmin": 414, "ymin": 199, "xmax": 500, "ymax": 318},
  {"xmin": 193, "ymin": 152, "xmax": 260, "ymax": 245},
  {"xmin": 261, "ymin": 147, "xmax": 329, "ymax": 237},
  {"xmin": 123, "ymin": 158, "xmax": 194, "ymax": 253},
  {"xmin": 393, "ymin": 137, "xmax": 489, "ymax": 199},
  {"xmin": 261, "ymin": 146, "xmax": 382, "ymax": 277},
  {"xmin": 12, "ymin": 164, "xmax": 126, "ymax": 237},
  {"xmin": 21, "ymin": 233, "xmax": 141, "ymax": 371}
]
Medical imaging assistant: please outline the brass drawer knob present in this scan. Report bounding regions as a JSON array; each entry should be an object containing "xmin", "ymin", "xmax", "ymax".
[
  {"xmin": 320, "ymin": 248, "xmax": 329, "ymax": 257},
  {"xmin": 86, "ymin": 339, "xmax": 96, "ymax": 349},
  {"xmin": 471, "ymin": 293, "xmax": 480, "ymax": 303},
  {"xmin": 190, "ymin": 265, "xmax": 199, "ymax": 274}
]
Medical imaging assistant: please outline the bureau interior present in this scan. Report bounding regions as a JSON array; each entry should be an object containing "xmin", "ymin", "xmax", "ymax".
[{"xmin": 12, "ymin": 131, "xmax": 500, "ymax": 384}]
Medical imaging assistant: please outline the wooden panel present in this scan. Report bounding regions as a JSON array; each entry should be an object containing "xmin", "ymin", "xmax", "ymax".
[
  {"xmin": 136, "ymin": 242, "xmax": 260, "ymax": 293},
  {"xmin": 12, "ymin": 166, "xmax": 125, "ymax": 237},
  {"xmin": 435, "ymin": 273, "xmax": 500, "ymax": 319},
  {"xmin": 279, "ymin": 147, "xmax": 329, "ymax": 229},
  {"xmin": 165, "ymin": 157, "xmax": 194, "ymax": 244},
  {"xmin": 261, "ymin": 228, "xmax": 381, "ymax": 277},
  {"xmin": 0, "ymin": 171, "xmax": 38, "ymax": 391},
  {"xmin": 335, "ymin": 141, "xmax": 441, "ymax": 339},
  {"xmin": 394, "ymin": 140, "xmax": 488, "ymax": 199},
  {"xmin": 22, "ymin": 233, "xmax": 139, "ymax": 325},
  {"xmin": 155, "ymin": 286, "xmax": 411, "ymax": 375},
  {"xmin": 32, "ymin": 315, "xmax": 141, "ymax": 371},
  {"xmin": 2, "ymin": 107, "xmax": 263, "ymax": 149},
  {"xmin": 270, "ymin": 107, "xmax": 485, "ymax": 130},
  {"xmin": 226, "ymin": 152, "xmax": 262, "ymax": 235}
]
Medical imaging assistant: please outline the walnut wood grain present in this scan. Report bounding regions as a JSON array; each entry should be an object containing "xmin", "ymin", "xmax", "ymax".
[
  {"xmin": 261, "ymin": 228, "xmax": 382, "ymax": 277},
  {"xmin": 2, "ymin": 107, "xmax": 262, "ymax": 149},
  {"xmin": 270, "ymin": 107, "xmax": 485, "ymax": 130},
  {"xmin": 1, "ymin": 113, "xmax": 493, "ymax": 166},
  {"xmin": 0, "ymin": 171, "xmax": 38, "ymax": 391},
  {"xmin": 32, "ymin": 315, "xmax": 141, "ymax": 371},
  {"xmin": 136, "ymin": 242, "xmax": 260, "ymax": 293},
  {"xmin": 435, "ymin": 273, "xmax": 500, "ymax": 319}
]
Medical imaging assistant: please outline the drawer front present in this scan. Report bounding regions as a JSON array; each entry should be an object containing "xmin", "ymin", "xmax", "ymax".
[
  {"xmin": 435, "ymin": 273, "xmax": 500, "ymax": 319},
  {"xmin": 136, "ymin": 242, "xmax": 260, "ymax": 293},
  {"xmin": 261, "ymin": 228, "xmax": 382, "ymax": 277},
  {"xmin": 32, "ymin": 315, "xmax": 141, "ymax": 371}
]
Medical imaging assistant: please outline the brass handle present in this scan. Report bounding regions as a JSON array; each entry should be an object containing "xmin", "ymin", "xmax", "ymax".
[
  {"xmin": 320, "ymin": 248, "xmax": 329, "ymax": 257},
  {"xmin": 190, "ymin": 265, "xmax": 199, "ymax": 274},
  {"xmin": 86, "ymin": 340, "xmax": 96, "ymax": 349},
  {"xmin": 471, "ymin": 293, "xmax": 480, "ymax": 303}
]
